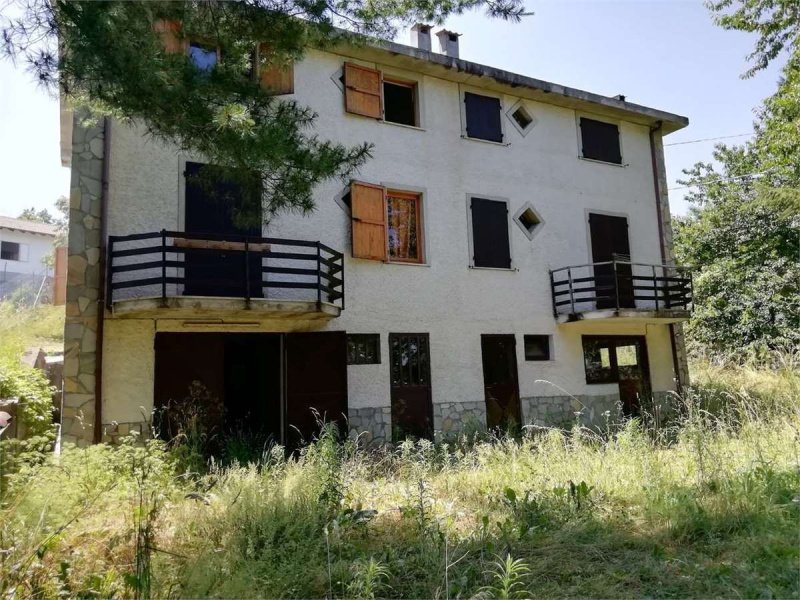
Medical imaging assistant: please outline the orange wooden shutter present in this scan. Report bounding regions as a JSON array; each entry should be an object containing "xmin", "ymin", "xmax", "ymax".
[
  {"xmin": 351, "ymin": 182, "xmax": 387, "ymax": 261},
  {"xmin": 153, "ymin": 19, "xmax": 183, "ymax": 54},
  {"xmin": 344, "ymin": 63, "xmax": 382, "ymax": 119},
  {"xmin": 259, "ymin": 44, "xmax": 294, "ymax": 95}
]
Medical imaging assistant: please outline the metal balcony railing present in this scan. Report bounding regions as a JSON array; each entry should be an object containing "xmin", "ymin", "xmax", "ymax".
[
  {"xmin": 106, "ymin": 230, "xmax": 344, "ymax": 310},
  {"xmin": 549, "ymin": 260, "xmax": 692, "ymax": 318}
]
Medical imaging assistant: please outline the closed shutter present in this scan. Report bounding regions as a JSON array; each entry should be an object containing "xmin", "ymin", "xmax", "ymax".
[
  {"xmin": 259, "ymin": 44, "xmax": 294, "ymax": 95},
  {"xmin": 465, "ymin": 92, "xmax": 503, "ymax": 142},
  {"xmin": 153, "ymin": 19, "xmax": 183, "ymax": 54},
  {"xmin": 580, "ymin": 118, "xmax": 622, "ymax": 164},
  {"xmin": 344, "ymin": 63, "xmax": 382, "ymax": 119},
  {"xmin": 471, "ymin": 197, "xmax": 511, "ymax": 268},
  {"xmin": 351, "ymin": 182, "xmax": 387, "ymax": 261}
]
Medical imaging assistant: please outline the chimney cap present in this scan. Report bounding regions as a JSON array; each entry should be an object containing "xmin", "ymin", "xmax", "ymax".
[
  {"xmin": 613, "ymin": 94, "xmax": 626, "ymax": 102},
  {"xmin": 411, "ymin": 23, "xmax": 433, "ymax": 33},
  {"xmin": 436, "ymin": 29, "xmax": 461, "ymax": 42}
]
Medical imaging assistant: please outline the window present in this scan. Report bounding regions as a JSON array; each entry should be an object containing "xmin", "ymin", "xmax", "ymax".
[
  {"xmin": 470, "ymin": 197, "xmax": 511, "ymax": 269},
  {"xmin": 349, "ymin": 181, "xmax": 424, "ymax": 264},
  {"xmin": 0, "ymin": 241, "xmax": 21, "ymax": 261},
  {"xmin": 257, "ymin": 44, "xmax": 294, "ymax": 95},
  {"xmin": 464, "ymin": 92, "xmax": 503, "ymax": 142},
  {"xmin": 347, "ymin": 334, "xmax": 381, "ymax": 365},
  {"xmin": 582, "ymin": 336, "xmax": 647, "ymax": 383},
  {"xmin": 579, "ymin": 117, "xmax": 622, "ymax": 164},
  {"xmin": 188, "ymin": 41, "xmax": 218, "ymax": 72},
  {"xmin": 343, "ymin": 63, "xmax": 419, "ymax": 126},
  {"xmin": 511, "ymin": 106, "xmax": 533, "ymax": 130},
  {"xmin": 524, "ymin": 335, "xmax": 551, "ymax": 361},
  {"xmin": 514, "ymin": 204, "xmax": 543, "ymax": 240},
  {"xmin": 383, "ymin": 80, "xmax": 417, "ymax": 126}
]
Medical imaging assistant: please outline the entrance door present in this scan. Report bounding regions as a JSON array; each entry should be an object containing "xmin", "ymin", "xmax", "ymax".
[
  {"xmin": 153, "ymin": 333, "xmax": 282, "ymax": 455},
  {"xmin": 285, "ymin": 332, "xmax": 348, "ymax": 449},
  {"xmin": 589, "ymin": 213, "xmax": 634, "ymax": 309},
  {"xmin": 389, "ymin": 333, "xmax": 433, "ymax": 441},
  {"xmin": 480, "ymin": 335, "xmax": 521, "ymax": 430},
  {"xmin": 613, "ymin": 337, "xmax": 651, "ymax": 417},
  {"xmin": 184, "ymin": 162, "xmax": 262, "ymax": 297}
]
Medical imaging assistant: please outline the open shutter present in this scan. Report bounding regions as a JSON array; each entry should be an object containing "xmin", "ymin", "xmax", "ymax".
[
  {"xmin": 351, "ymin": 181, "xmax": 387, "ymax": 261},
  {"xmin": 344, "ymin": 63, "xmax": 382, "ymax": 119},
  {"xmin": 153, "ymin": 19, "xmax": 183, "ymax": 54},
  {"xmin": 259, "ymin": 44, "xmax": 294, "ymax": 95}
]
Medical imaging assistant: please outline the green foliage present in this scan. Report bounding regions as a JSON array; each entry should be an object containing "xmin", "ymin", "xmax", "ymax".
[
  {"xmin": 0, "ymin": 355, "xmax": 54, "ymax": 438},
  {"xmin": 706, "ymin": 0, "xmax": 800, "ymax": 77},
  {"xmin": 2, "ymin": 0, "xmax": 526, "ymax": 221},
  {"xmin": 674, "ymin": 28, "xmax": 799, "ymax": 358},
  {"xmin": 18, "ymin": 207, "xmax": 57, "ymax": 224},
  {"xmin": 1, "ymin": 363, "xmax": 798, "ymax": 599}
]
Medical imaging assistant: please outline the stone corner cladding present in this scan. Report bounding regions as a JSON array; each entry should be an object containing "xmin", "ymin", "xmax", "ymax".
[{"xmin": 62, "ymin": 115, "xmax": 105, "ymax": 446}]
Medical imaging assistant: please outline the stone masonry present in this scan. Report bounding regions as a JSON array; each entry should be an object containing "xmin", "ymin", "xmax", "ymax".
[
  {"xmin": 348, "ymin": 406, "xmax": 391, "ymax": 445},
  {"xmin": 62, "ymin": 115, "xmax": 105, "ymax": 446},
  {"xmin": 433, "ymin": 401, "xmax": 486, "ymax": 436}
]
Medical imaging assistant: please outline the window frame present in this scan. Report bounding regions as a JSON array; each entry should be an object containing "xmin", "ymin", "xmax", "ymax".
[
  {"xmin": 187, "ymin": 39, "xmax": 220, "ymax": 72},
  {"xmin": 523, "ymin": 335, "xmax": 552, "ymax": 361},
  {"xmin": 385, "ymin": 188, "xmax": 424, "ymax": 264},
  {"xmin": 575, "ymin": 113, "xmax": 625, "ymax": 166},
  {"xmin": 0, "ymin": 241, "xmax": 22, "ymax": 262},
  {"xmin": 381, "ymin": 76, "xmax": 419, "ymax": 128},
  {"xmin": 506, "ymin": 99, "xmax": 536, "ymax": 137},
  {"xmin": 347, "ymin": 334, "xmax": 381, "ymax": 365},
  {"xmin": 461, "ymin": 87, "xmax": 507, "ymax": 145},
  {"xmin": 513, "ymin": 203, "xmax": 545, "ymax": 241},
  {"xmin": 582, "ymin": 335, "xmax": 649, "ymax": 384},
  {"xmin": 466, "ymin": 193, "xmax": 514, "ymax": 270}
]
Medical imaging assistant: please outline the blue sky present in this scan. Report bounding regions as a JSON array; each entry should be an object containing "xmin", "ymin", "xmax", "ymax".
[{"xmin": 0, "ymin": 0, "xmax": 788, "ymax": 219}]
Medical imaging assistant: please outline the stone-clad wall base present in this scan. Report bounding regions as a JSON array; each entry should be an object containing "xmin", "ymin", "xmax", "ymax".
[
  {"xmin": 433, "ymin": 401, "xmax": 486, "ymax": 437},
  {"xmin": 522, "ymin": 394, "xmax": 622, "ymax": 429},
  {"xmin": 62, "ymin": 115, "xmax": 105, "ymax": 447},
  {"xmin": 101, "ymin": 421, "xmax": 153, "ymax": 444},
  {"xmin": 348, "ymin": 407, "xmax": 391, "ymax": 445}
]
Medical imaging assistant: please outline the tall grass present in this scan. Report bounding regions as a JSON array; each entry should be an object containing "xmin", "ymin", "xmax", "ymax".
[
  {"xmin": 0, "ymin": 302, "xmax": 64, "ymax": 356},
  {"xmin": 1, "ymin": 364, "xmax": 798, "ymax": 599}
]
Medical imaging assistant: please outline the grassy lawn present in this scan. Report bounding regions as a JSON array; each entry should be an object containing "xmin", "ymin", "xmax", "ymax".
[
  {"xmin": 0, "ymin": 302, "xmax": 64, "ymax": 355},
  {"xmin": 2, "ymin": 359, "xmax": 798, "ymax": 599}
]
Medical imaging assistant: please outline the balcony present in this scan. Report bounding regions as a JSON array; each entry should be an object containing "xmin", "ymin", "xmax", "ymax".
[
  {"xmin": 549, "ymin": 260, "xmax": 692, "ymax": 324},
  {"xmin": 106, "ymin": 231, "xmax": 344, "ymax": 321}
]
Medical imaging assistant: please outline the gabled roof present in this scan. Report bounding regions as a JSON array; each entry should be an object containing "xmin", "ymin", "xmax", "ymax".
[{"xmin": 0, "ymin": 215, "xmax": 59, "ymax": 237}]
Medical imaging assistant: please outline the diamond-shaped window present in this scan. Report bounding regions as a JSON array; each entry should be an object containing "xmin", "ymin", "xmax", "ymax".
[
  {"xmin": 513, "ymin": 203, "xmax": 544, "ymax": 240},
  {"xmin": 506, "ymin": 101, "xmax": 536, "ymax": 136}
]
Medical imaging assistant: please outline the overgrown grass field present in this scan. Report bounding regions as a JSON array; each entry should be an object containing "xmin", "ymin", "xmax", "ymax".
[{"xmin": 1, "ymin": 362, "xmax": 798, "ymax": 598}]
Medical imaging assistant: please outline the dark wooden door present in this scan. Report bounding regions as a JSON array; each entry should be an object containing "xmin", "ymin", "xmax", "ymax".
[
  {"xmin": 480, "ymin": 335, "xmax": 521, "ymax": 430},
  {"xmin": 589, "ymin": 213, "xmax": 634, "ymax": 309},
  {"xmin": 389, "ymin": 333, "xmax": 433, "ymax": 441},
  {"xmin": 285, "ymin": 332, "xmax": 348, "ymax": 449},
  {"xmin": 184, "ymin": 162, "xmax": 262, "ymax": 297},
  {"xmin": 153, "ymin": 333, "xmax": 226, "ymax": 442}
]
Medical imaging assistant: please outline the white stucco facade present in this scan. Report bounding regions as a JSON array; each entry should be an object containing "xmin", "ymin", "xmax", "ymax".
[
  {"xmin": 0, "ymin": 219, "xmax": 56, "ymax": 300},
  {"xmin": 63, "ymin": 39, "xmax": 690, "ymax": 443}
]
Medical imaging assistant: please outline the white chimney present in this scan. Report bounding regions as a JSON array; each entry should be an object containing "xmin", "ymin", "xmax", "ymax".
[
  {"xmin": 435, "ymin": 29, "xmax": 460, "ymax": 59},
  {"xmin": 410, "ymin": 23, "xmax": 433, "ymax": 52}
]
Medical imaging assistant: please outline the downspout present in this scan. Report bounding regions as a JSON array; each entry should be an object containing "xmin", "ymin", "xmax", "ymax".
[
  {"xmin": 93, "ymin": 117, "xmax": 111, "ymax": 443},
  {"xmin": 648, "ymin": 122, "xmax": 683, "ymax": 391}
]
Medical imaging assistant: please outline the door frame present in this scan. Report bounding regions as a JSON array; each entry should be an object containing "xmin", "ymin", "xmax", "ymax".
[
  {"xmin": 587, "ymin": 210, "xmax": 635, "ymax": 309},
  {"xmin": 480, "ymin": 334, "xmax": 522, "ymax": 430},
  {"xmin": 582, "ymin": 334, "xmax": 652, "ymax": 416}
]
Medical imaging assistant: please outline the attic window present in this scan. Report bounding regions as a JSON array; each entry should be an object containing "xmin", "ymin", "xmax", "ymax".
[
  {"xmin": 512, "ymin": 106, "xmax": 532, "ymax": 130},
  {"xmin": 514, "ymin": 204, "xmax": 543, "ymax": 240}
]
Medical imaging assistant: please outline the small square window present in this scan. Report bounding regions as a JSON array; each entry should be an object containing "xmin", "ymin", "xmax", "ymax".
[
  {"xmin": 383, "ymin": 80, "xmax": 417, "ymax": 126},
  {"xmin": 524, "ymin": 335, "xmax": 551, "ymax": 361},
  {"xmin": 188, "ymin": 42, "xmax": 218, "ymax": 72},
  {"xmin": 347, "ymin": 334, "xmax": 381, "ymax": 365},
  {"xmin": 513, "ymin": 203, "xmax": 544, "ymax": 241},
  {"xmin": 1, "ymin": 241, "xmax": 21, "ymax": 261}
]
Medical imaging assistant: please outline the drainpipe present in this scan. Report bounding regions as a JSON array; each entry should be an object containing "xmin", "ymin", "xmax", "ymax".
[
  {"xmin": 649, "ymin": 122, "xmax": 684, "ymax": 392},
  {"xmin": 93, "ymin": 117, "xmax": 111, "ymax": 443}
]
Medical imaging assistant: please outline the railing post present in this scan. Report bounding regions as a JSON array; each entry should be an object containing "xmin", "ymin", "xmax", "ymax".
[
  {"xmin": 106, "ymin": 236, "xmax": 114, "ymax": 310},
  {"xmin": 652, "ymin": 264, "xmax": 659, "ymax": 311},
  {"xmin": 688, "ymin": 269, "xmax": 694, "ymax": 310},
  {"xmin": 316, "ymin": 242, "xmax": 322, "ymax": 305},
  {"xmin": 549, "ymin": 270, "xmax": 558, "ymax": 318},
  {"xmin": 160, "ymin": 229, "xmax": 167, "ymax": 306},
  {"xmin": 340, "ymin": 252, "xmax": 345, "ymax": 311},
  {"xmin": 567, "ymin": 267, "xmax": 576, "ymax": 315},
  {"xmin": 244, "ymin": 238, "xmax": 250, "ymax": 304},
  {"xmin": 613, "ymin": 259, "xmax": 620, "ymax": 311}
]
